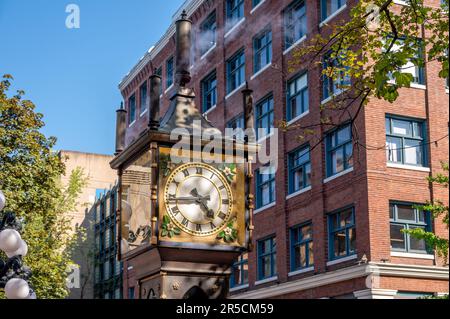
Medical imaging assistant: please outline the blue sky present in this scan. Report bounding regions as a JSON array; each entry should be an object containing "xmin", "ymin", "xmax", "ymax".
[{"xmin": 0, "ymin": 0, "xmax": 185, "ymax": 155}]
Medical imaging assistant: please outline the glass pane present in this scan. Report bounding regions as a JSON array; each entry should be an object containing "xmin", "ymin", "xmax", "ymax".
[
  {"xmin": 262, "ymin": 255, "xmax": 271, "ymax": 278},
  {"xmin": 389, "ymin": 204, "xmax": 395, "ymax": 219},
  {"xmin": 341, "ymin": 209, "xmax": 353, "ymax": 226},
  {"xmin": 242, "ymin": 262, "xmax": 249, "ymax": 284},
  {"xmin": 418, "ymin": 210, "xmax": 425, "ymax": 223},
  {"xmin": 345, "ymin": 143, "xmax": 353, "ymax": 168},
  {"xmin": 409, "ymin": 226, "xmax": 426, "ymax": 251},
  {"xmin": 390, "ymin": 224, "xmax": 406, "ymax": 250},
  {"xmin": 337, "ymin": 126, "xmax": 351, "ymax": 144},
  {"xmin": 348, "ymin": 227, "xmax": 356, "ymax": 253},
  {"xmin": 386, "ymin": 118, "xmax": 391, "ymax": 134},
  {"xmin": 413, "ymin": 122, "xmax": 422, "ymax": 138},
  {"xmin": 305, "ymin": 163, "xmax": 311, "ymax": 187},
  {"xmin": 386, "ymin": 137, "xmax": 402, "ymax": 163},
  {"xmin": 301, "ymin": 224, "xmax": 312, "ymax": 240},
  {"xmin": 292, "ymin": 228, "xmax": 299, "ymax": 244},
  {"xmin": 397, "ymin": 204, "xmax": 415, "ymax": 221},
  {"xmin": 404, "ymin": 139, "xmax": 422, "ymax": 166},
  {"xmin": 331, "ymin": 147, "xmax": 344, "ymax": 174},
  {"xmin": 333, "ymin": 230, "xmax": 347, "ymax": 257},
  {"xmin": 392, "ymin": 119, "xmax": 412, "ymax": 136},
  {"xmin": 294, "ymin": 167, "xmax": 304, "ymax": 191},
  {"xmin": 308, "ymin": 242, "xmax": 314, "ymax": 266}
]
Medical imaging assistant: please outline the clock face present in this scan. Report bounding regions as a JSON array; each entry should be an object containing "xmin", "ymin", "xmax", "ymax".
[{"xmin": 163, "ymin": 163, "xmax": 234, "ymax": 237}]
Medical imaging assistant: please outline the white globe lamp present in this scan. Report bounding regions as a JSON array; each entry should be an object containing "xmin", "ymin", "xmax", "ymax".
[
  {"xmin": 6, "ymin": 239, "xmax": 28, "ymax": 258},
  {"xmin": 0, "ymin": 229, "xmax": 22, "ymax": 253},
  {"xmin": 5, "ymin": 278, "xmax": 30, "ymax": 299},
  {"xmin": 0, "ymin": 190, "xmax": 5, "ymax": 211}
]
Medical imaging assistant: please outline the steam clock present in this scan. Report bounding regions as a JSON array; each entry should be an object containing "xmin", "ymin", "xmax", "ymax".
[{"xmin": 111, "ymin": 11, "xmax": 256, "ymax": 299}]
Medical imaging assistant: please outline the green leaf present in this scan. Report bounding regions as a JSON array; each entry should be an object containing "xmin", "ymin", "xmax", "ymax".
[
  {"xmin": 163, "ymin": 215, "xmax": 170, "ymax": 224},
  {"xmin": 161, "ymin": 229, "xmax": 168, "ymax": 237}
]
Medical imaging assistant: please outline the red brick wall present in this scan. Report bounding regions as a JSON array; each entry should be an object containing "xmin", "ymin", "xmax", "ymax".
[{"xmin": 119, "ymin": 0, "xmax": 449, "ymax": 298}]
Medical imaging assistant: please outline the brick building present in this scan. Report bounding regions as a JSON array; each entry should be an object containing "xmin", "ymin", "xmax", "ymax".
[{"xmin": 117, "ymin": 0, "xmax": 449, "ymax": 299}]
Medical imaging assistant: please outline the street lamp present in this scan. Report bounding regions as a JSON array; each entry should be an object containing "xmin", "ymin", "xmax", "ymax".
[{"xmin": 0, "ymin": 190, "xmax": 35, "ymax": 299}]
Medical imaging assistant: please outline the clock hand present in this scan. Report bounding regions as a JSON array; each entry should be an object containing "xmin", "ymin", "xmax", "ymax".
[{"xmin": 190, "ymin": 188, "xmax": 215, "ymax": 219}]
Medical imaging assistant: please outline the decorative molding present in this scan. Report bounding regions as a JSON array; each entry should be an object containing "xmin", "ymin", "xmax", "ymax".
[
  {"xmin": 391, "ymin": 251, "xmax": 435, "ymax": 260},
  {"xmin": 229, "ymin": 262, "xmax": 449, "ymax": 299},
  {"xmin": 326, "ymin": 254, "xmax": 357, "ymax": 266},
  {"xmin": 354, "ymin": 288, "xmax": 398, "ymax": 299},
  {"xmin": 286, "ymin": 186, "xmax": 312, "ymax": 200},
  {"xmin": 323, "ymin": 167, "xmax": 354, "ymax": 184},
  {"xmin": 387, "ymin": 163, "xmax": 431, "ymax": 172}
]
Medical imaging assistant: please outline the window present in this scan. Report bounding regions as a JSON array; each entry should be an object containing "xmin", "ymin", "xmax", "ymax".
[
  {"xmin": 226, "ymin": 49, "xmax": 245, "ymax": 94},
  {"xmin": 110, "ymin": 225, "xmax": 115, "ymax": 247},
  {"xmin": 255, "ymin": 95, "xmax": 274, "ymax": 140},
  {"xmin": 258, "ymin": 236, "xmax": 277, "ymax": 280},
  {"xmin": 321, "ymin": 0, "xmax": 346, "ymax": 21},
  {"xmin": 287, "ymin": 73, "xmax": 309, "ymax": 120},
  {"xmin": 284, "ymin": 0, "xmax": 307, "ymax": 49},
  {"xmin": 140, "ymin": 81, "xmax": 148, "ymax": 115},
  {"xmin": 386, "ymin": 37, "xmax": 425, "ymax": 85},
  {"xmin": 288, "ymin": 146, "xmax": 311, "ymax": 194},
  {"xmin": 390, "ymin": 202, "xmax": 430, "ymax": 253},
  {"xmin": 166, "ymin": 57, "xmax": 174, "ymax": 88},
  {"xmin": 253, "ymin": 28, "xmax": 272, "ymax": 73},
  {"xmin": 230, "ymin": 254, "xmax": 249, "ymax": 288},
  {"xmin": 200, "ymin": 12, "xmax": 217, "ymax": 56},
  {"xmin": 156, "ymin": 67, "xmax": 163, "ymax": 95},
  {"xmin": 290, "ymin": 223, "xmax": 314, "ymax": 271},
  {"xmin": 326, "ymin": 124, "xmax": 353, "ymax": 177},
  {"xmin": 226, "ymin": 114, "xmax": 245, "ymax": 141},
  {"xmin": 322, "ymin": 51, "xmax": 351, "ymax": 100},
  {"xmin": 386, "ymin": 116, "xmax": 426, "ymax": 167},
  {"xmin": 255, "ymin": 166, "xmax": 276, "ymax": 209},
  {"xmin": 201, "ymin": 71, "xmax": 217, "ymax": 113},
  {"xmin": 226, "ymin": 0, "xmax": 244, "ymax": 30},
  {"xmin": 328, "ymin": 207, "xmax": 356, "ymax": 260},
  {"xmin": 128, "ymin": 94, "xmax": 136, "ymax": 125}
]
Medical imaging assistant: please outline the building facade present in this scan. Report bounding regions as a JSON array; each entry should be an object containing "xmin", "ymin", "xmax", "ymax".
[
  {"xmin": 117, "ymin": 0, "xmax": 449, "ymax": 299},
  {"xmin": 59, "ymin": 150, "xmax": 117, "ymax": 299},
  {"xmin": 90, "ymin": 185, "xmax": 123, "ymax": 299}
]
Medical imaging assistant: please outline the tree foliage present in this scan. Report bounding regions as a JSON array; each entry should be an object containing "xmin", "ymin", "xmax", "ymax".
[{"xmin": 0, "ymin": 74, "xmax": 88, "ymax": 299}]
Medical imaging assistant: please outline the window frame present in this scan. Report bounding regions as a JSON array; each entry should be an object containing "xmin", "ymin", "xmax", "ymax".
[
  {"xmin": 253, "ymin": 27, "xmax": 272, "ymax": 74},
  {"xmin": 287, "ymin": 72, "xmax": 309, "ymax": 121},
  {"xmin": 200, "ymin": 11, "xmax": 217, "ymax": 56},
  {"xmin": 226, "ymin": 49, "xmax": 246, "ymax": 94},
  {"xmin": 226, "ymin": 0, "xmax": 245, "ymax": 30},
  {"xmin": 257, "ymin": 236, "xmax": 277, "ymax": 280},
  {"xmin": 322, "ymin": 51, "xmax": 351, "ymax": 101},
  {"xmin": 255, "ymin": 165, "xmax": 276, "ymax": 209},
  {"xmin": 389, "ymin": 202, "xmax": 431, "ymax": 254},
  {"xmin": 166, "ymin": 57, "xmax": 174, "ymax": 89},
  {"xmin": 201, "ymin": 70, "xmax": 217, "ymax": 113},
  {"xmin": 128, "ymin": 94, "xmax": 136, "ymax": 125},
  {"xmin": 284, "ymin": 0, "xmax": 307, "ymax": 50},
  {"xmin": 325, "ymin": 123, "xmax": 353, "ymax": 177},
  {"xmin": 230, "ymin": 254, "xmax": 249, "ymax": 288},
  {"xmin": 288, "ymin": 145, "xmax": 311, "ymax": 194},
  {"xmin": 385, "ymin": 115, "xmax": 427, "ymax": 167},
  {"xmin": 139, "ymin": 81, "xmax": 148, "ymax": 116},
  {"xmin": 290, "ymin": 222, "xmax": 314, "ymax": 271},
  {"xmin": 255, "ymin": 94, "xmax": 274, "ymax": 140},
  {"xmin": 327, "ymin": 207, "xmax": 356, "ymax": 261},
  {"xmin": 226, "ymin": 113, "xmax": 245, "ymax": 141}
]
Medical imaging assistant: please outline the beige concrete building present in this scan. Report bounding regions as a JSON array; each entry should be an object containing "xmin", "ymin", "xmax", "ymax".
[{"xmin": 59, "ymin": 150, "xmax": 117, "ymax": 299}]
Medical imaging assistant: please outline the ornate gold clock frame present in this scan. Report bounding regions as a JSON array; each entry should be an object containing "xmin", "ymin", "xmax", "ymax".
[{"xmin": 110, "ymin": 11, "xmax": 256, "ymax": 299}]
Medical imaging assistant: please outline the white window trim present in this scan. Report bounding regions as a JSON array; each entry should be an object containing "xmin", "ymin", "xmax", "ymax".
[
  {"xmin": 319, "ymin": 4, "xmax": 348, "ymax": 27},
  {"xmin": 326, "ymin": 254, "xmax": 357, "ymax": 266},
  {"xmin": 391, "ymin": 251, "xmax": 435, "ymax": 260},
  {"xmin": 229, "ymin": 284, "xmax": 249, "ymax": 293},
  {"xmin": 257, "ymin": 132, "xmax": 274, "ymax": 144},
  {"xmin": 283, "ymin": 35, "xmax": 307, "ymax": 56},
  {"xmin": 321, "ymin": 88, "xmax": 349, "ymax": 105},
  {"xmin": 254, "ymin": 201, "xmax": 276, "ymax": 215},
  {"xmin": 286, "ymin": 186, "xmax": 312, "ymax": 200},
  {"xmin": 202, "ymin": 104, "xmax": 217, "ymax": 116},
  {"xmin": 140, "ymin": 108, "xmax": 148, "ymax": 117},
  {"xmin": 224, "ymin": 18, "xmax": 245, "ymax": 39},
  {"xmin": 287, "ymin": 110, "xmax": 310, "ymax": 126},
  {"xmin": 387, "ymin": 163, "xmax": 431, "ymax": 172},
  {"xmin": 323, "ymin": 167, "xmax": 354, "ymax": 184},
  {"xmin": 288, "ymin": 266, "xmax": 314, "ymax": 277},
  {"xmin": 250, "ymin": 62, "xmax": 272, "ymax": 81},
  {"xmin": 128, "ymin": 120, "xmax": 136, "ymax": 128},
  {"xmin": 393, "ymin": 0, "xmax": 409, "ymax": 5},
  {"xmin": 164, "ymin": 83, "xmax": 174, "ymax": 94},
  {"xmin": 255, "ymin": 276, "xmax": 278, "ymax": 286},
  {"xmin": 250, "ymin": 0, "xmax": 267, "ymax": 14},
  {"xmin": 200, "ymin": 43, "xmax": 217, "ymax": 60},
  {"xmin": 225, "ymin": 82, "xmax": 246, "ymax": 100},
  {"xmin": 446, "ymin": 88, "xmax": 449, "ymax": 94},
  {"xmin": 387, "ymin": 80, "xmax": 426, "ymax": 90}
]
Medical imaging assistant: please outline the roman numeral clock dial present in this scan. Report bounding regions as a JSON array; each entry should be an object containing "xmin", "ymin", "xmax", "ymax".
[{"xmin": 163, "ymin": 163, "xmax": 234, "ymax": 237}]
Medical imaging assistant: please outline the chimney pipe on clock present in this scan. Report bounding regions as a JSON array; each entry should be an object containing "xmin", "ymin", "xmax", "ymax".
[{"xmin": 175, "ymin": 10, "xmax": 192, "ymax": 87}]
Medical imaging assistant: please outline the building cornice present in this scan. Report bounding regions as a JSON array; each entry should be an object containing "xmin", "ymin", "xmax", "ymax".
[
  {"xmin": 229, "ymin": 262, "xmax": 449, "ymax": 299},
  {"xmin": 118, "ymin": 0, "xmax": 205, "ymax": 92}
]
